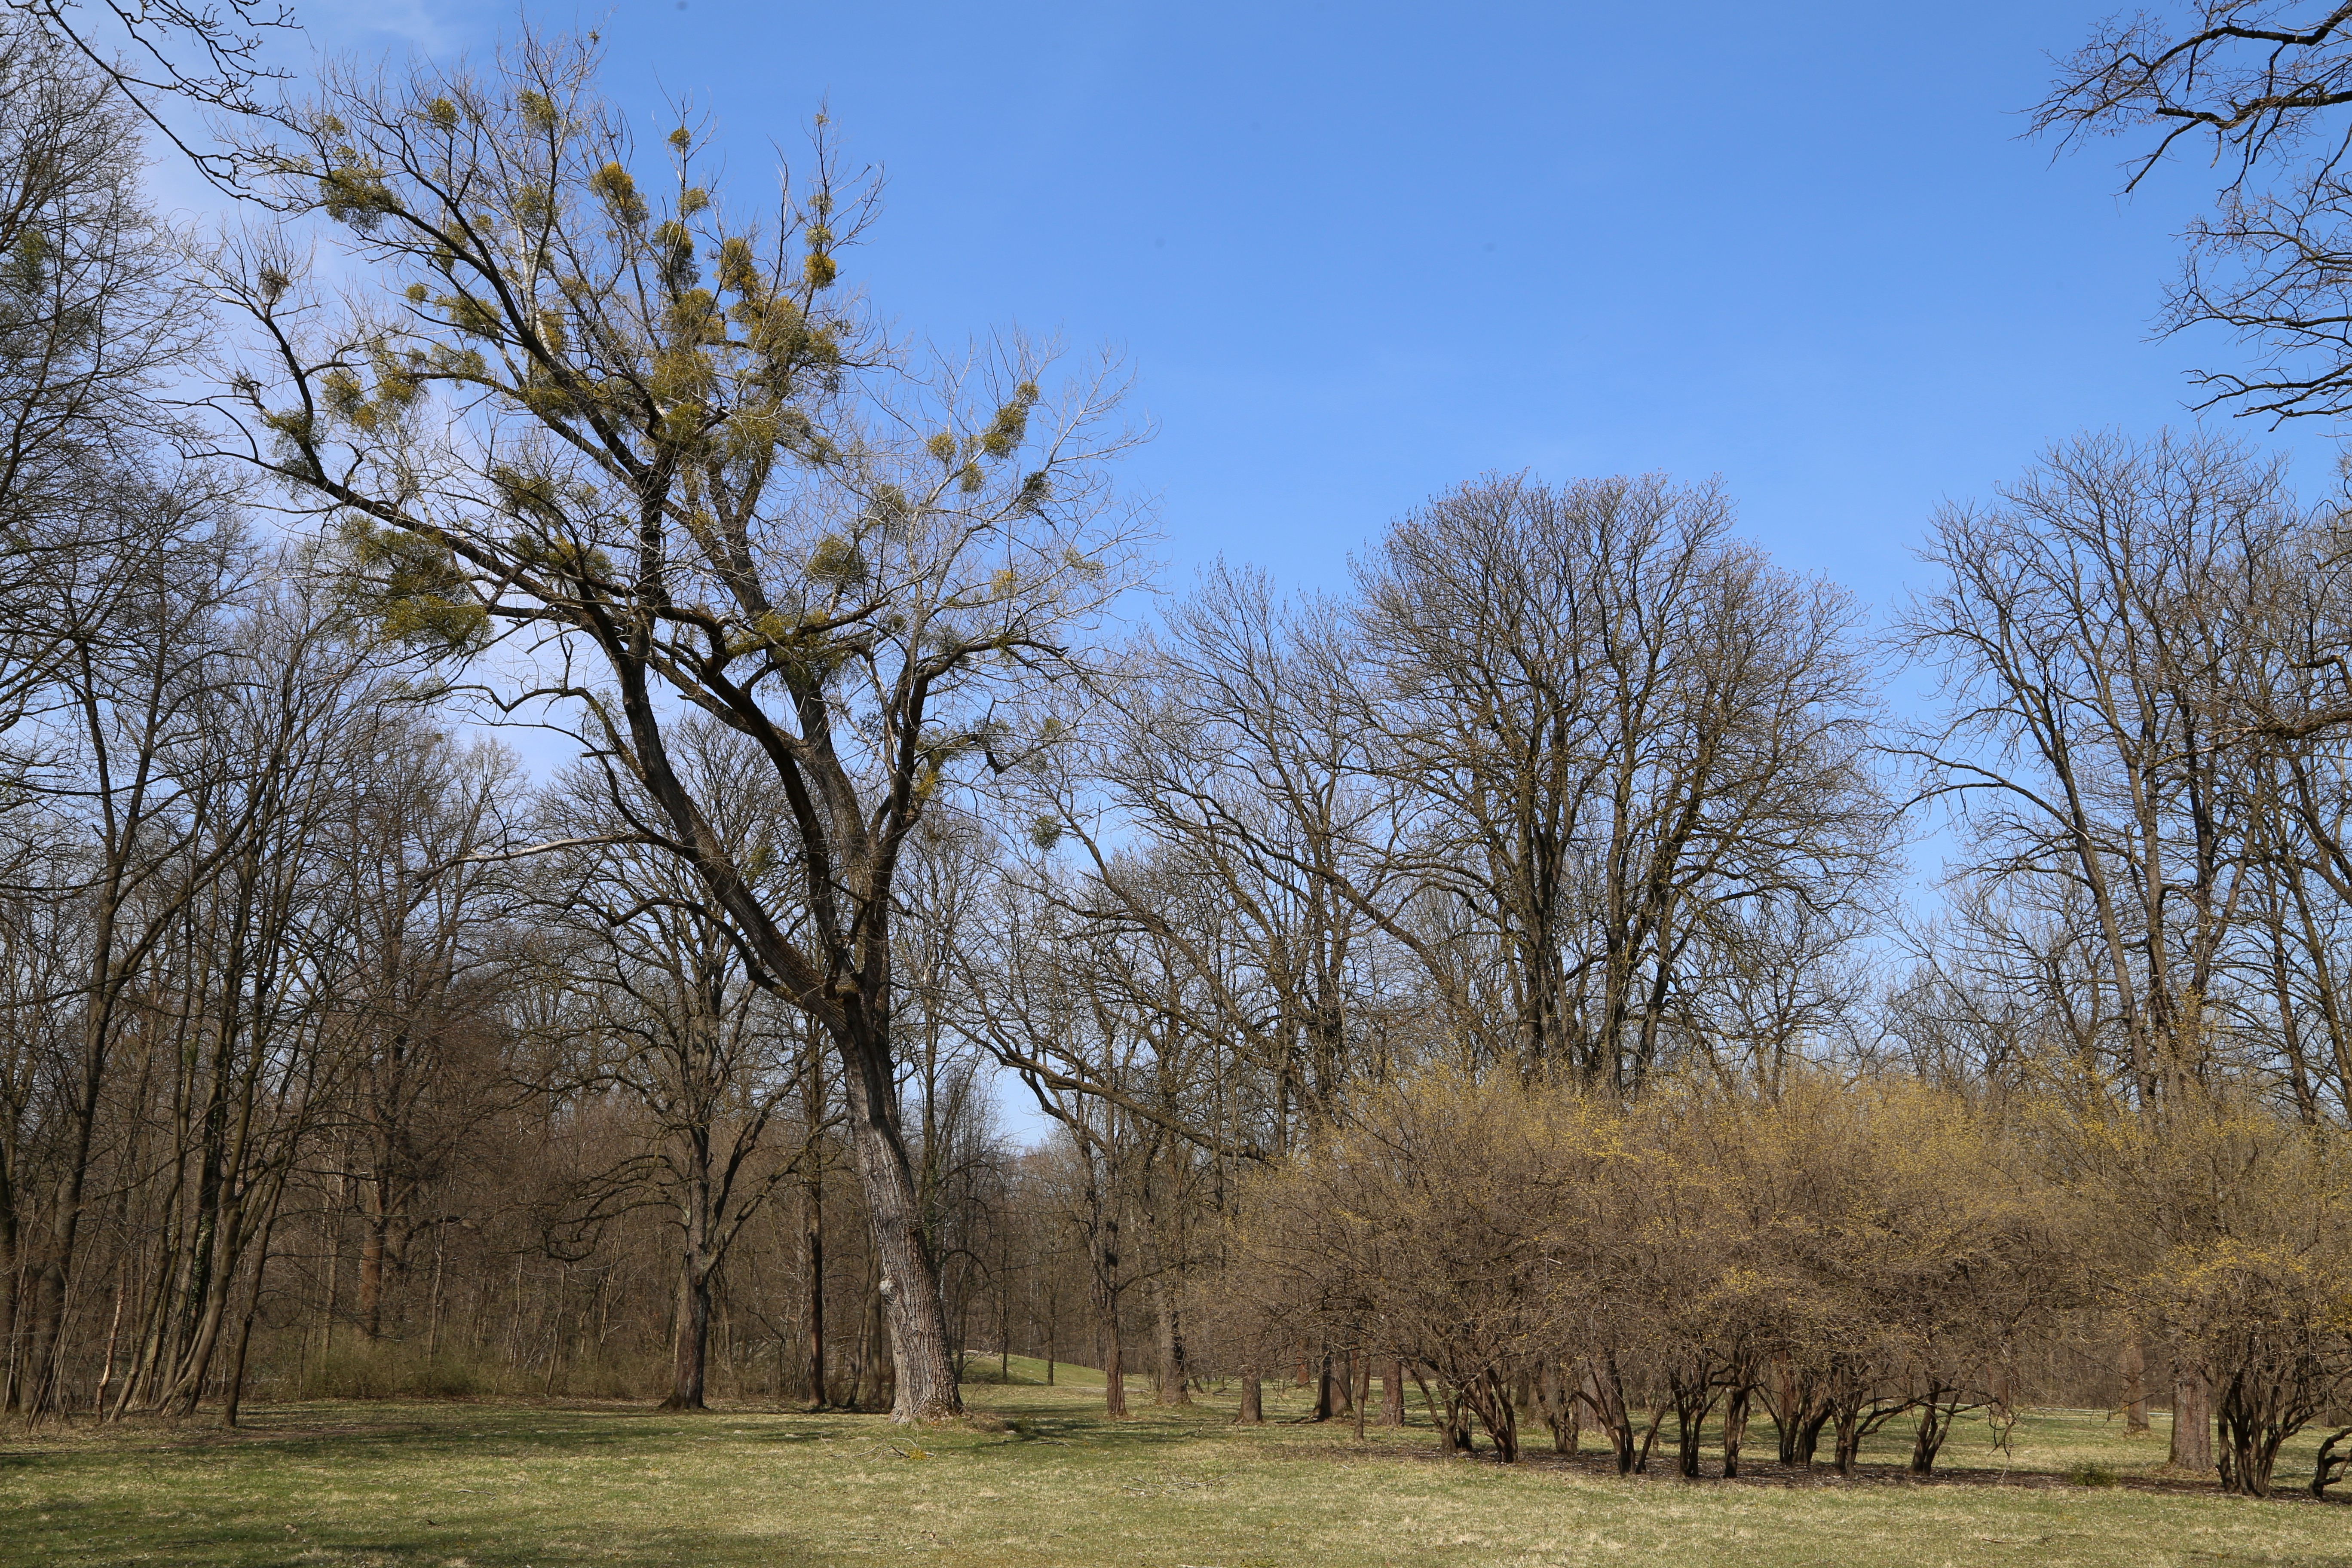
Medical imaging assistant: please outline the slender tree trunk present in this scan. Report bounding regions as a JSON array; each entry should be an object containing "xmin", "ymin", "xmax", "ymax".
[
  {"xmin": 92, "ymin": 1272, "xmax": 125, "ymax": 1418},
  {"xmin": 802, "ymin": 1162, "xmax": 826, "ymax": 1409},
  {"xmin": 1769, "ymin": 1357, "xmax": 1802, "ymax": 1462},
  {"xmin": 1101, "ymin": 1313, "xmax": 1127, "ymax": 1418},
  {"xmin": 1722, "ymin": 1384, "xmax": 1752, "ymax": 1478},
  {"xmin": 356, "ymin": 1155, "xmax": 391, "ymax": 1341},
  {"xmin": 854, "ymin": 1271, "xmax": 891, "ymax": 1412},
  {"xmin": 1087, "ymin": 1188, "xmax": 1126, "ymax": 1418},
  {"xmin": 221, "ymin": 1199, "xmax": 284, "ymax": 1430},
  {"xmin": 2122, "ymin": 1337, "xmax": 2150, "ymax": 1435},
  {"xmin": 1910, "ymin": 1398, "xmax": 1953, "ymax": 1476},
  {"xmin": 1588, "ymin": 1355, "xmax": 1637, "ymax": 1475}
]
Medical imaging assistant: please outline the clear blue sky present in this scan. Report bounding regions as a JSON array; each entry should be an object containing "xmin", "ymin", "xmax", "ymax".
[{"xmin": 292, "ymin": 0, "xmax": 2340, "ymax": 619}]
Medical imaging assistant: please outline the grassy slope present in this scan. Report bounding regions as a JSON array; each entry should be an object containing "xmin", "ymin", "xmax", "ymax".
[{"xmin": 3, "ymin": 1361, "xmax": 2349, "ymax": 1568}]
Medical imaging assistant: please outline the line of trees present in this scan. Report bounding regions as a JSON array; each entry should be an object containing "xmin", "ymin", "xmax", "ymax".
[{"xmin": 5, "ymin": 10, "xmax": 2352, "ymax": 1502}]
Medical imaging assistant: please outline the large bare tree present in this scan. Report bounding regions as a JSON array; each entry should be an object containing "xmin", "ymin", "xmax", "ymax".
[{"xmin": 207, "ymin": 32, "xmax": 1144, "ymax": 1420}]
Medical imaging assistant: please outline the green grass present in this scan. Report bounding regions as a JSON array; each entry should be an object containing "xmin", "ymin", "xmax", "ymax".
[{"xmin": 2, "ymin": 1363, "xmax": 2347, "ymax": 1567}]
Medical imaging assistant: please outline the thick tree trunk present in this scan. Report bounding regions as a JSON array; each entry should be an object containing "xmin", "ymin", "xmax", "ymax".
[
  {"xmin": 1833, "ymin": 1411, "xmax": 1862, "ymax": 1476},
  {"xmin": 837, "ymin": 1042, "xmax": 959, "ymax": 1423},
  {"xmin": 663, "ymin": 1265, "xmax": 712, "ymax": 1411},
  {"xmin": 1796, "ymin": 1403, "xmax": 1833, "ymax": 1468},
  {"xmin": 2170, "ymin": 1363, "xmax": 2214, "ymax": 1473},
  {"xmin": 1237, "ymin": 1374, "xmax": 1262, "ymax": 1424},
  {"xmin": 1382, "ymin": 1359, "xmax": 1405, "ymax": 1426},
  {"xmin": 1151, "ymin": 1280, "xmax": 1190, "ymax": 1405}
]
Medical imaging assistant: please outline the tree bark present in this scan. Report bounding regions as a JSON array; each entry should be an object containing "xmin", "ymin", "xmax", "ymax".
[
  {"xmin": 2170, "ymin": 1363, "xmax": 2214, "ymax": 1473},
  {"xmin": 2122, "ymin": 1337, "xmax": 2150, "ymax": 1435},
  {"xmin": 1101, "ymin": 1311, "xmax": 1127, "ymax": 1418},
  {"xmin": 662, "ymin": 1265, "xmax": 713, "ymax": 1411},
  {"xmin": 1722, "ymin": 1384, "xmax": 1752, "ymax": 1477},
  {"xmin": 802, "ymin": 1154, "xmax": 826, "ymax": 1409},
  {"xmin": 837, "ymin": 1039, "xmax": 957, "ymax": 1422},
  {"xmin": 1150, "ymin": 1278, "xmax": 1190, "ymax": 1405}
]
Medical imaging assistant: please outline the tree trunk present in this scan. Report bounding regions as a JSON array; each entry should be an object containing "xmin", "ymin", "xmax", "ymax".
[
  {"xmin": 1088, "ymin": 1195, "xmax": 1126, "ymax": 1418},
  {"xmin": 854, "ymin": 1270, "xmax": 891, "ymax": 1412},
  {"xmin": 220, "ymin": 1199, "xmax": 283, "ymax": 1430},
  {"xmin": 1151, "ymin": 1279, "xmax": 1190, "ymax": 1406},
  {"xmin": 1536, "ymin": 1359, "xmax": 1581, "ymax": 1454},
  {"xmin": 2170, "ymin": 1363, "xmax": 2214, "ymax": 1473},
  {"xmin": 1466, "ymin": 1367, "xmax": 1519, "ymax": 1461},
  {"xmin": 1102, "ymin": 1311, "xmax": 1127, "ymax": 1418},
  {"xmin": 2122, "ymin": 1337, "xmax": 2150, "ymax": 1435},
  {"xmin": 802, "ymin": 1158, "xmax": 826, "ymax": 1409},
  {"xmin": 662, "ymin": 1264, "xmax": 712, "ymax": 1411},
  {"xmin": 1588, "ymin": 1355, "xmax": 1637, "ymax": 1475},
  {"xmin": 1382, "ymin": 1359, "xmax": 1404, "ymax": 1426},
  {"xmin": 1722, "ymin": 1384, "xmax": 1751, "ymax": 1478},
  {"xmin": 837, "ymin": 1044, "xmax": 958, "ymax": 1423},
  {"xmin": 1237, "ymin": 1374, "xmax": 1262, "ymax": 1424},
  {"xmin": 357, "ymin": 1200, "xmax": 387, "ymax": 1340},
  {"xmin": 1669, "ymin": 1370, "xmax": 1716, "ymax": 1479},
  {"xmin": 1833, "ymin": 1410, "xmax": 1862, "ymax": 1476},
  {"xmin": 1796, "ymin": 1403, "xmax": 1833, "ymax": 1469},
  {"xmin": 1910, "ymin": 1394, "xmax": 1957, "ymax": 1476}
]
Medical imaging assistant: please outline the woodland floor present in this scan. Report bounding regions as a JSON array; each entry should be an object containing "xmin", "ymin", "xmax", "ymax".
[{"xmin": 3, "ymin": 1358, "xmax": 2349, "ymax": 1567}]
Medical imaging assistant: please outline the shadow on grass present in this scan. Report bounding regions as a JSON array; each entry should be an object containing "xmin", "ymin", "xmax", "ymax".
[{"xmin": 15, "ymin": 1504, "xmax": 838, "ymax": 1568}]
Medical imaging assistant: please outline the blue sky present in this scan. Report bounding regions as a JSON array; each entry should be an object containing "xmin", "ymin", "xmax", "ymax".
[
  {"xmin": 240, "ymin": 0, "xmax": 2328, "ymax": 1128},
  {"xmin": 294, "ymin": 0, "xmax": 2343, "ymax": 619}
]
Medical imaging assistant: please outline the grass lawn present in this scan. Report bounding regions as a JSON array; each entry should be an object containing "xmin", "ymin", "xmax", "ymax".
[{"xmin": 3, "ymin": 1359, "xmax": 2349, "ymax": 1567}]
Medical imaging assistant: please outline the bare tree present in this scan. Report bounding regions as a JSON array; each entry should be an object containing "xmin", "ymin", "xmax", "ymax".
[
  {"xmin": 1353, "ymin": 474, "xmax": 1889, "ymax": 1091},
  {"xmin": 1898, "ymin": 429, "xmax": 2309, "ymax": 1471},
  {"xmin": 534, "ymin": 724, "xmax": 806, "ymax": 1411},
  {"xmin": 0, "ymin": 17, "xmax": 201, "ymax": 729},
  {"xmin": 209, "ymin": 31, "xmax": 1146, "ymax": 1421},
  {"xmin": 2037, "ymin": 3, "xmax": 2352, "ymax": 420}
]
